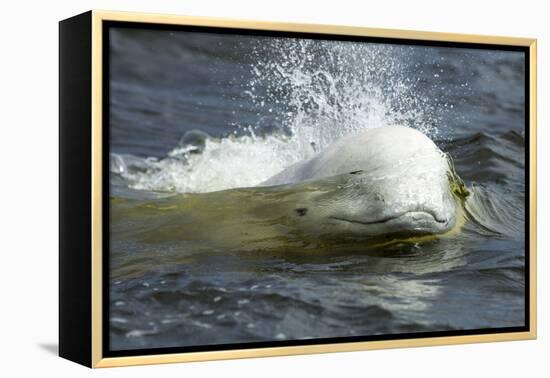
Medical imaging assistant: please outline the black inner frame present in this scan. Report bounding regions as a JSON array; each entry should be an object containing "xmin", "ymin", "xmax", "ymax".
[{"xmin": 102, "ymin": 20, "xmax": 531, "ymax": 358}]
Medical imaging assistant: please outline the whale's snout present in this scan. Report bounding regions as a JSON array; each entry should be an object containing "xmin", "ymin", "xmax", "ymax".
[
  {"xmin": 329, "ymin": 206, "xmax": 455, "ymax": 237},
  {"xmin": 381, "ymin": 210, "xmax": 454, "ymax": 233},
  {"xmin": 320, "ymin": 155, "xmax": 459, "ymax": 239}
]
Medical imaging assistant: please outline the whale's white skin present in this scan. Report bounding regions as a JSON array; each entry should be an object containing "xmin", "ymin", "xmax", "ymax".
[{"xmin": 260, "ymin": 126, "xmax": 459, "ymax": 237}]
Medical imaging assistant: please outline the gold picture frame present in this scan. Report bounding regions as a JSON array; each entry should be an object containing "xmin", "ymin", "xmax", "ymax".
[{"xmin": 59, "ymin": 10, "xmax": 537, "ymax": 368}]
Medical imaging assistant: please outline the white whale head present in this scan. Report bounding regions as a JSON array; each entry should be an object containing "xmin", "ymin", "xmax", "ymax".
[
  {"xmin": 318, "ymin": 160, "xmax": 459, "ymax": 239},
  {"xmin": 262, "ymin": 126, "xmax": 465, "ymax": 240}
]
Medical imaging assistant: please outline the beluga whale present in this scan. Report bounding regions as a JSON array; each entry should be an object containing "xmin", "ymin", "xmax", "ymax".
[
  {"xmin": 109, "ymin": 125, "xmax": 469, "ymax": 276},
  {"xmin": 259, "ymin": 126, "xmax": 467, "ymax": 241}
]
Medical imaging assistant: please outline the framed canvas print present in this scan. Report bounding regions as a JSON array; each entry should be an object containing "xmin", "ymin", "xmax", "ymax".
[{"xmin": 59, "ymin": 10, "xmax": 537, "ymax": 368}]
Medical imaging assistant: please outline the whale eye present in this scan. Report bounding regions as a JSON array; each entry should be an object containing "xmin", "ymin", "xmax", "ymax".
[
  {"xmin": 349, "ymin": 170, "xmax": 364, "ymax": 175},
  {"xmin": 295, "ymin": 208, "xmax": 308, "ymax": 216}
]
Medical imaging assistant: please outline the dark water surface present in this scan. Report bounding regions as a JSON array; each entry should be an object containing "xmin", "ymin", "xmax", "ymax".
[{"xmin": 108, "ymin": 27, "xmax": 526, "ymax": 351}]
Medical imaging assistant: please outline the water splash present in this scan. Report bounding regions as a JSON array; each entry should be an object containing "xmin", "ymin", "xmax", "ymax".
[{"xmin": 112, "ymin": 38, "xmax": 443, "ymax": 194}]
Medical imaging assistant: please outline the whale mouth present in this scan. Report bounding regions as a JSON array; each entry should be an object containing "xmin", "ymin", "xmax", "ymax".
[{"xmin": 329, "ymin": 211, "xmax": 449, "ymax": 227}]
